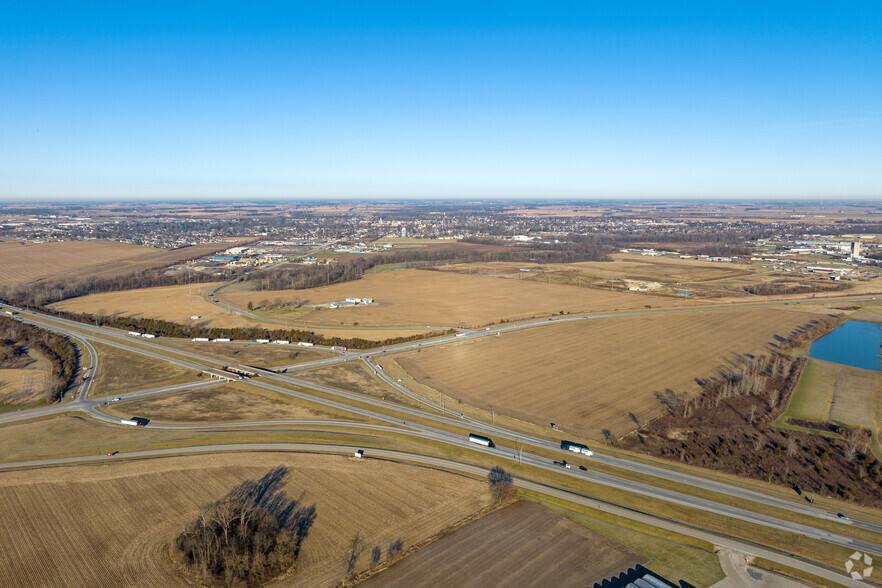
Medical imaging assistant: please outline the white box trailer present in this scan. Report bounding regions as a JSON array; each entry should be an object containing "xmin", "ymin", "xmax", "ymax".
[
  {"xmin": 254, "ymin": 339, "xmax": 270, "ymax": 344},
  {"xmin": 297, "ymin": 341, "xmax": 315, "ymax": 347},
  {"xmin": 561, "ymin": 441, "xmax": 594, "ymax": 456},
  {"xmin": 272, "ymin": 340, "xmax": 290, "ymax": 345},
  {"xmin": 128, "ymin": 331, "xmax": 141, "ymax": 337},
  {"xmin": 192, "ymin": 337, "xmax": 210, "ymax": 342},
  {"xmin": 213, "ymin": 338, "xmax": 232, "ymax": 342},
  {"xmin": 141, "ymin": 333, "xmax": 156, "ymax": 339},
  {"xmin": 468, "ymin": 434, "xmax": 494, "ymax": 447}
]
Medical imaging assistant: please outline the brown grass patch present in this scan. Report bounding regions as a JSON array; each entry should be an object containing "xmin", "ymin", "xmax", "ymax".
[
  {"xmin": 89, "ymin": 341, "xmax": 201, "ymax": 397},
  {"xmin": 360, "ymin": 500, "xmax": 643, "ymax": 588},
  {"xmin": 298, "ymin": 361, "xmax": 417, "ymax": 406},
  {"xmin": 0, "ymin": 452, "xmax": 489, "ymax": 587},
  {"xmin": 154, "ymin": 340, "xmax": 331, "ymax": 368},
  {"xmin": 394, "ymin": 308, "xmax": 821, "ymax": 439},
  {"xmin": 102, "ymin": 381, "xmax": 367, "ymax": 423}
]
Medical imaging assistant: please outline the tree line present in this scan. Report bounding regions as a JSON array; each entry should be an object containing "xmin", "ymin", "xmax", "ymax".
[
  {"xmin": 0, "ymin": 316, "xmax": 78, "ymax": 403},
  {"xmin": 174, "ymin": 466, "xmax": 316, "ymax": 587},
  {"xmin": 41, "ymin": 307, "xmax": 452, "ymax": 350}
]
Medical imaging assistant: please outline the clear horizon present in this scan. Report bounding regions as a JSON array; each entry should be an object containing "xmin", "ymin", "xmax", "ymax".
[{"xmin": 2, "ymin": 2, "xmax": 881, "ymax": 200}]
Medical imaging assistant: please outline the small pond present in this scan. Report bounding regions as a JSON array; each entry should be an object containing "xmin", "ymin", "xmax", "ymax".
[{"xmin": 808, "ymin": 320, "xmax": 881, "ymax": 371}]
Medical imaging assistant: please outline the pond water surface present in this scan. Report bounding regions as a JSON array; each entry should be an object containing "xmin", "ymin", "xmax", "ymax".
[{"xmin": 808, "ymin": 320, "xmax": 881, "ymax": 371}]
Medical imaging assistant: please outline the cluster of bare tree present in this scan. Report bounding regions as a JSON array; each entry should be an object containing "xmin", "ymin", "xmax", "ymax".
[
  {"xmin": 174, "ymin": 466, "xmax": 316, "ymax": 588},
  {"xmin": 338, "ymin": 534, "xmax": 404, "ymax": 584},
  {"xmin": 743, "ymin": 280, "xmax": 850, "ymax": 296},
  {"xmin": 0, "ymin": 339, "xmax": 34, "ymax": 369},
  {"xmin": 680, "ymin": 353, "xmax": 798, "ymax": 420},
  {"xmin": 487, "ymin": 466, "xmax": 517, "ymax": 503},
  {"xmin": 0, "ymin": 316, "xmax": 77, "ymax": 402}
]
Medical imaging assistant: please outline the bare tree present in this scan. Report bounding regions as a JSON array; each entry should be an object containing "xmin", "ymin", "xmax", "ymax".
[
  {"xmin": 342, "ymin": 531, "xmax": 365, "ymax": 580},
  {"xmin": 370, "ymin": 545, "xmax": 381, "ymax": 570},
  {"xmin": 787, "ymin": 436, "xmax": 798, "ymax": 457},
  {"xmin": 488, "ymin": 466, "xmax": 517, "ymax": 502},
  {"xmin": 747, "ymin": 405, "xmax": 757, "ymax": 425},
  {"xmin": 387, "ymin": 538, "xmax": 403, "ymax": 559}
]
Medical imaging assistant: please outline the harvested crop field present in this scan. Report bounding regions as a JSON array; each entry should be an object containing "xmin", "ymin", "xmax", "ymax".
[
  {"xmin": 102, "ymin": 381, "xmax": 367, "ymax": 423},
  {"xmin": 89, "ymin": 341, "xmax": 201, "ymax": 397},
  {"xmin": 155, "ymin": 339, "xmax": 331, "ymax": 367},
  {"xmin": 361, "ymin": 500, "xmax": 642, "ymax": 588},
  {"xmin": 0, "ymin": 240, "xmax": 236, "ymax": 286},
  {"xmin": 50, "ymin": 282, "xmax": 231, "ymax": 324},
  {"xmin": 220, "ymin": 268, "xmax": 697, "ymax": 328},
  {"xmin": 0, "ymin": 452, "xmax": 489, "ymax": 588},
  {"xmin": 0, "ymin": 349, "xmax": 50, "ymax": 404},
  {"xmin": 443, "ymin": 254, "xmax": 752, "ymax": 284},
  {"xmin": 394, "ymin": 308, "xmax": 822, "ymax": 439},
  {"xmin": 50, "ymin": 283, "xmax": 439, "ymax": 341},
  {"xmin": 0, "ymin": 368, "xmax": 49, "ymax": 405}
]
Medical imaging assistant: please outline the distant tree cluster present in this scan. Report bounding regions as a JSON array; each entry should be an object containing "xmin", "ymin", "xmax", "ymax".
[
  {"xmin": 0, "ymin": 316, "xmax": 77, "ymax": 402},
  {"xmin": 174, "ymin": 466, "xmax": 316, "ymax": 588},
  {"xmin": 743, "ymin": 280, "xmax": 851, "ymax": 296},
  {"xmin": 39, "ymin": 308, "xmax": 452, "ymax": 350}
]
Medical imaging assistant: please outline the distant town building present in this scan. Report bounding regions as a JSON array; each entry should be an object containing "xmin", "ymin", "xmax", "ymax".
[
  {"xmin": 852, "ymin": 241, "xmax": 862, "ymax": 258},
  {"xmin": 401, "ymin": 226, "xmax": 407, "ymax": 238}
]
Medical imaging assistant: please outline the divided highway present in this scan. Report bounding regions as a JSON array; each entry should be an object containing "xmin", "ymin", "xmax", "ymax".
[{"xmin": 3, "ymin": 300, "xmax": 882, "ymax": 583}]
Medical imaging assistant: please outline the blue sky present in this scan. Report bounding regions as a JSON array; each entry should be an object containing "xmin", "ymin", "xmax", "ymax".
[{"xmin": 1, "ymin": 2, "xmax": 880, "ymax": 200}]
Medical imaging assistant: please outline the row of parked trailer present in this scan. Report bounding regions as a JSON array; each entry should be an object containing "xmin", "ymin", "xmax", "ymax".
[{"xmin": 187, "ymin": 337, "xmax": 319, "ymax": 347}]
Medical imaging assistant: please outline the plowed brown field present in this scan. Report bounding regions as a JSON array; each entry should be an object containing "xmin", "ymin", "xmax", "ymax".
[
  {"xmin": 50, "ymin": 283, "xmax": 438, "ymax": 341},
  {"xmin": 220, "ymin": 268, "xmax": 698, "ymax": 328},
  {"xmin": 0, "ymin": 240, "xmax": 235, "ymax": 286},
  {"xmin": 0, "ymin": 452, "xmax": 488, "ymax": 587},
  {"xmin": 361, "ymin": 500, "xmax": 642, "ymax": 588},
  {"xmin": 394, "ymin": 308, "xmax": 822, "ymax": 439}
]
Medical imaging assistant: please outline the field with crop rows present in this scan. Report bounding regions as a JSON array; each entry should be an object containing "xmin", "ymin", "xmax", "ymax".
[
  {"xmin": 0, "ymin": 350, "xmax": 50, "ymax": 404},
  {"xmin": 0, "ymin": 240, "xmax": 236, "ymax": 286},
  {"xmin": 51, "ymin": 283, "xmax": 439, "ymax": 341},
  {"xmin": 394, "ymin": 308, "xmax": 822, "ymax": 439},
  {"xmin": 220, "ymin": 268, "xmax": 699, "ymax": 328},
  {"xmin": 784, "ymin": 357, "xmax": 882, "ymax": 456},
  {"xmin": 0, "ymin": 452, "xmax": 488, "ymax": 587},
  {"xmin": 361, "ymin": 500, "xmax": 642, "ymax": 588}
]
